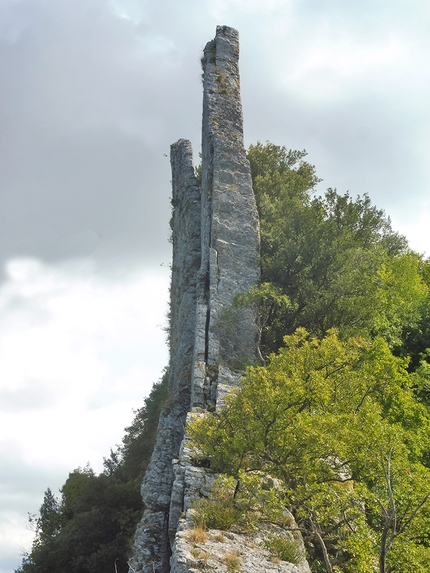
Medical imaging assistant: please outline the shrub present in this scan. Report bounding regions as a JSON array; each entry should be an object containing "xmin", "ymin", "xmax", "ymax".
[
  {"xmin": 223, "ymin": 551, "xmax": 241, "ymax": 572},
  {"xmin": 264, "ymin": 534, "xmax": 301, "ymax": 564},
  {"xmin": 187, "ymin": 524, "xmax": 208, "ymax": 543},
  {"xmin": 191, "ymin": 476, "xmax": 242, "ymax": 531}
]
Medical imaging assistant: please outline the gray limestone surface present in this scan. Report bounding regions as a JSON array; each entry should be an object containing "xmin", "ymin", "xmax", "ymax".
[
  {"xmin": 199, "ymin": 25, "xmax": 260, "ymax": 372},
  {"xmin": 171, "ymin": 526, "xmax": 309, "ymax": 573},
  {"xmin": 129, "ymin": 140, "xmax": 202, "ymax": 573},
  {"xmin": 129, "ymin": 25, "xmax": 310, "ymax": 573}
]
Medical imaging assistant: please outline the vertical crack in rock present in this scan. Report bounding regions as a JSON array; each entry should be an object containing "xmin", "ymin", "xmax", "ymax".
[
  {"xmin": 129, "ymin": 26, "xmax": 261, "ymax": 572},
  {"xmin": 200, "ymin": 25, "xmax": 260, "ymax": 376},
  {"xmin": 129, "ymin": 140, "xmax": 201, "ymax": 573}
]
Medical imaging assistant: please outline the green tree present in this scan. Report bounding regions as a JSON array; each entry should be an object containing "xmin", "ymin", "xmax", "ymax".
[
  {"xmin": 38, "ymin": 488, "xmax": 61, "ymax": 540},
  {"xmin": 399, "ymin": 257, "xmax": 430, "ymax": 373},
  {"xmin": 16, "ymin": 373, "xmax": 169, "ymax": 573},
  {"xmin": 247, "ymin": 143, "xmax": 426, "ymax": 355},
  {"xmin": 114, "ymin": 372, "xmax": 168, "ymax": 482},
  {"xmin": 188, "ymin": 329, "xmax": 430, "ymax": 572}
]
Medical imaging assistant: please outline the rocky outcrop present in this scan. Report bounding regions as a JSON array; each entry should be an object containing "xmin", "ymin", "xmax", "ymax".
[
  {"xmin": 129, "ymin": 25, "xmax": 310, "ymax": 573},
  {"xmin": 171, "ymin": 527, "xmax": 306, "ymax": 573},
  {"xmin": 168, "ymin": 414, "xmax": 311, "ymax": 573},
  {"xmin": 129, "ymin": 141, "xmax": 202, "ymax": 572}
]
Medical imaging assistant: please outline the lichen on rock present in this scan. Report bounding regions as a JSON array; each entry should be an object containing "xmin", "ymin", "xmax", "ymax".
[{"xmin": 128, "ymin": 26, "xmax": 310, "ymax": 573}]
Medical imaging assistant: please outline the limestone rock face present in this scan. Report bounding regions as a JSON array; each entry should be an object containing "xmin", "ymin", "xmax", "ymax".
[
  {"xmin": 171, "ymin": 527, "xmax": 309, "ymax": 573},
  {"xmin": 129, "ymin": 26, "xmax": 310, "ymax": 573},
  {"xmin": 129, "ymin": 139, "xmax": 201, "ymax": 573},
  {"xmin": 200, "ymin": 25, "xmax": 260, "ymax": 372}
]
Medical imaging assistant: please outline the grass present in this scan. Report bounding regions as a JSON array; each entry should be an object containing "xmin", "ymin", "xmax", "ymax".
[
  {"xmin": 264, "ymin": 534, "xmax": 301, "ymax": 564},
  {"xmin": 223, "ymin": 551, "xmax": 241, "ymax": 572},
  {"xmin": 187, "ymin": 524, "xmax": 208, "ymax": 544}
]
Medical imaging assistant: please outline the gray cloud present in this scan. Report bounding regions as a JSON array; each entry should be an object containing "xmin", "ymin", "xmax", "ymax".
[
  {"xmin": 2, "ymin": 1, "xmax": 430, "ymax": 570},
  {"xmin": 2, "ymin": 0, "xmax": 427, "ymax": 279},
  {"xmin": 0, "ymin": 0, "xmax": 206, "ymax": 275}
]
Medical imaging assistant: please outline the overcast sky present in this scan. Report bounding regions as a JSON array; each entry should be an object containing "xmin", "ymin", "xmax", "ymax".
[{"xmin": 1, "ymin": 1, "xmax": 430, "ymax": 571}]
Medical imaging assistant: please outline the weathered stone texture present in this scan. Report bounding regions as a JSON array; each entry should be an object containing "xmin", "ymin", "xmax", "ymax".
[
  {"xmin": 130, "ymin": 25, "xmax": 310, "ymax": 573},
  {"xmin": 169, "ymin": 139, "xmax": 202, "ymax": 400},
  {"xmin": 171, "ymin": 526, "xmax": 310, "ymax": 573},
  {"xmin": 199, "ymin": 25, "xmax": 260, "ymax": 373},
  {"xmin": 129, "ymin": 141, "xmax": 201, "ymax": 573}
]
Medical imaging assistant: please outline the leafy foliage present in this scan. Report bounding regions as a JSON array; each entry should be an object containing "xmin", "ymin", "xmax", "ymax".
[
  {"xmin": 17, "ymin": 141, "xmax": 430, "ymax": 573},
  {"xmin": 247, "ymin": 142, "xmax": 427, "ymax": 356},
  {"xmin": 264, "ymin": 534, "xmax": 302, "ymax": 564},
  {"xmin": 191, "ymin": 471, "xmax": 290, "ymax": 533},
  {"xmin": 16, "ymin": 373, "xmax": 168, "ymax": 573},
  {"xmin": 188, "ymin": 330, "xmax": 430, "ymax": 572}
]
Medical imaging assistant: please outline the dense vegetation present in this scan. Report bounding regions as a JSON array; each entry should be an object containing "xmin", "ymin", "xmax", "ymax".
[
  {"xmin": 17, "ymin": 143, "xmax": 430, "ymax": 573},
  {"xmin": 246, "ymin": 142, "xmax": 428, "ymax": 358},
  {"xmin": 189, "ymin": 143, "xmax": 430, "ymax": 572},
  {"xmin": 16, "ymin": 374, "xmax": 168, "ymax": 573}
]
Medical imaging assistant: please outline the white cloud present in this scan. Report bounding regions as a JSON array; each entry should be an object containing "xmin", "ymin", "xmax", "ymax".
[
  {"xmin": 0, "ymin": 255, "xmax": 169, "ymax": 413},
  {"xmin": 110, "ymin": 0, "xmax": 147, "ymax": 25},
  {"xmin": 0, "ymin": 257, "xmax": 169, "ymax": 566},
  {"xmin": 392, "ymin": 211, "xmax": 430, "ymax": 258},
  {"xmin": 0, "ymin": 512, "xmax": 34, "ymax": 573},
  {"xmin": 209, "ymin": 0, "xmax": 291, "ymax": 19},
  {"xmin": 279, "ymin": 35, "xmax": 405, "ymax": 103}
]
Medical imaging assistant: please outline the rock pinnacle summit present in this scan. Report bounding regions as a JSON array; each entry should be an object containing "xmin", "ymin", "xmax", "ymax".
[{"xmin": 129, "ymin": 25, "xmax": 261, "ymax": 573}]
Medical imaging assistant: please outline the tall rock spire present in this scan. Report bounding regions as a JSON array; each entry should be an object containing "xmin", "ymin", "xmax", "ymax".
[
  {"xmin": 129, "ymin": 26, "xmax": 260, "ymax": 573},
  {"xmin": 192, "ymin": 25, "xmax": 260, "ymax": 408}
]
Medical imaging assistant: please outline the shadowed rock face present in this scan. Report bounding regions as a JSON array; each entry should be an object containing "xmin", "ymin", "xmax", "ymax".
[{"xmin": 128, "ymin": 26, "xmax": 260, "ymax": 573}]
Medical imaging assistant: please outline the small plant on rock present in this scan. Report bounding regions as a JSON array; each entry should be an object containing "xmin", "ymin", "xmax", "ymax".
[
  {"xmin": 191, "ymin": 476, "xmax": 242, "ymax": 531},
  {"xmin": 264, "ymin": 533, "xmax": 301, "ymax": 564},
  {"xmin": 187, "ymin": 524, "xmax": 208, "ymax": 543},
  {"xmin": 223, "ymin": 551, "xmax": 241, "ymax": 572}
]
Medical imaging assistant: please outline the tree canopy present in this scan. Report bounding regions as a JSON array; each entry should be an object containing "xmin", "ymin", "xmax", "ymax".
[
  {"xmin": 188, "ymin": 142, "xmax": 430, "ymax": 572},
  {"xmin": 247, "ymin": 142, "xmax": 428, "ymax": 357},
  {"xmin": 188, "ymin": 329, "xmax": 430, "ymax": 572},
  {"xmin": 16, "ymin": 374, "xmax": 168, "ymax": 573},
  {"xmin": 17, "ymin": 142, "xmax": 430, "ymax": 573}
]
